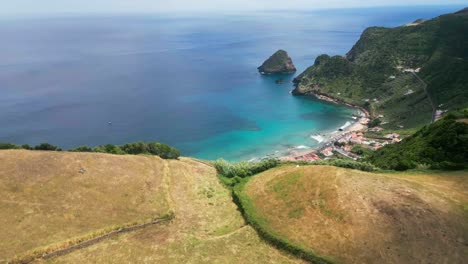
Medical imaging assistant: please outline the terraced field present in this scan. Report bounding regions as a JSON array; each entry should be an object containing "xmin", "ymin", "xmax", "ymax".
[
  {"xmin": 0, "ymin": 150, "xmax": 303, "ymax": 264},
  {"xmin": 241, "ymin": 165, "xmax": 468, "ymax": 264}
]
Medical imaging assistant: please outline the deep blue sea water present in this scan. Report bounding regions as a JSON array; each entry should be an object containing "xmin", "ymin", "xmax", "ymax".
[{"xmin": 0, "ymin": 6, "xmax": 463, "ymax": 160}]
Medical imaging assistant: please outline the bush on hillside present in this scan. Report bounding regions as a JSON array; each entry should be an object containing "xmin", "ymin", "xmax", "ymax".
[
  {"xmin": 315, "ymin": 159, "xmax": 378, "ymax": 172},
  {"xmin": 0, "ymin": 141, "xmax": 180, "ymax": 159},
  {"xmin": 93, "ymin": 144, "xmax": 126, "ymax": 155},
  {"xmin": 70, "ymin": 146, "xmax": 93, "ymax": 152},
  {"xmin": 70, "ymin": 142, "xmax": 180, "ymax": 159},
  {"xmin": 21, "ymin": 144, "xmax": 33, "ymax": 150},
  {"xmin": 147, "ymin": 142, "xmax": 180, "ymax": 159},
  {"xmin": 34, "ymin": 143, "xmax": 61, "ymax": 151},
  {"xmin": 213, "ymin": 158, "xmax": 280, "ymax": 178},
  {"xmin": 367, "ymin": 115, "xmax": 468, "ymax": 170},
  {"xmin": 368, "ymin": 118, "xmax": 382, "ymax": 128},
  {"xmin": 0, "ymin": 143, "xmax": 20, "ymax": 149}
]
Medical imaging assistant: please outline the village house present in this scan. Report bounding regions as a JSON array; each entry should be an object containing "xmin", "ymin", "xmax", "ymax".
[
  {"xmin": 384, "ymin": 133, "xmax": 400, "ymax": 139},
  {"xmin": 369, "ymin": 126, "xmax": 384, "ymax": 132},
  {"xmin": 321, "ymin": 147, "xmax": 334, "ymax": 157}
]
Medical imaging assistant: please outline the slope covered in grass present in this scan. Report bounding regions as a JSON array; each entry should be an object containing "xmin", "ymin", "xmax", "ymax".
[
  {"xmin": 367, "ymin": 113, "xmax": 468, "ymax": 170},
  {"xmin": 293, "ymin": 8, "xmax": 468, "ymax": 129},
  {"xmin": 0, "ymin": 150, "xmax": 303, "ymax": 264},
  {"xmin": 46, "ymin": 158, "xmax": 304, "ymax": 264},
  {"xmin": 0, "ymin": 150, "xmax": 171, "ymax": 261},
  {"xmin": 240, "ymin": 165, "xmax": 468, "ymax": 264}
]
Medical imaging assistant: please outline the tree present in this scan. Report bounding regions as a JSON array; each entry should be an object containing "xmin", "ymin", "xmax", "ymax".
[
  {"xmin": 34, "ymin": 143, "xmax": 60, "ymax": 151},
  {"xmin": 368, "ymin": 118, "xmax": 382, "ymax": 128}
]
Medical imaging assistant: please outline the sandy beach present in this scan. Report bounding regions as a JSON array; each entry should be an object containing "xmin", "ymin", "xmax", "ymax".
[{"xmin": 280, "ymin": 94, "xmax": 370, "ymax": 161}]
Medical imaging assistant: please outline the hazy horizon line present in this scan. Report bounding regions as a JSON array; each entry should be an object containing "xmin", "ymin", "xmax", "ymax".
[{"xmin": 1, "ymin": 4, "xmax": 465, "ymax": 20}]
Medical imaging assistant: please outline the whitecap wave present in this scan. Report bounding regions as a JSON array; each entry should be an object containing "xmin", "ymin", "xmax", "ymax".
[
  {"xmin": 294, "ymin": 145, "xmax": 310, "ymax": 149},
  {"xmin": 340, "ymin": 121, "xmax": 352, "ymax": 130},
  {"xmin": 310, "ymin": 135, "xmax": 324, "ymax": 143}
]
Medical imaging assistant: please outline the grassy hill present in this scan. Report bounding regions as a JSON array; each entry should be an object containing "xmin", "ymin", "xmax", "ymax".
[
  {"xmin": 238, "ymin": 165, "xmax": 468, "ymax": 264},
  {"xmin": 367, "ymin": 112, "xmax": 468, "ymax": 170},
  {"xmin": 293, "ymin": 8, "xmax": 468, "ymax": 129},
  {"xmin": 0, "ymin": 150, "xmax": 303, "ymax": 264}
]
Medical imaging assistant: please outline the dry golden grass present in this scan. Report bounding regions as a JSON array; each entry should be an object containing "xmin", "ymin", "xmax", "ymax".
[
  {"xmin": 42, "ymin": 158, "xmax": 304, "ymax": 264},
  {"xmin": 0, "ymin": 150, "xmax": 303, "ymax": 263},
  {"xmin": 244, "ymin": 165, "xmax": 468, "ymax": 264},
  {"xmin": 0, "ymin": 150, "xmax": 170, "ymax": 261}
]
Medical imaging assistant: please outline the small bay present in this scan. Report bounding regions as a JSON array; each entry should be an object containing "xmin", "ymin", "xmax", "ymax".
[{"xmin": 0, "ymin": 6, "xmax": 460, "ymax": 160}]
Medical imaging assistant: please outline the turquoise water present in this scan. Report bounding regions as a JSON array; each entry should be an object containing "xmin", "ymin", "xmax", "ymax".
[
  {"xmin": 0, "ymin": 6, "xmax": 462, "ymax": 160},
  {"xmin": 178, "ymin": 73, "xmax": 357, "ymax": 160}
]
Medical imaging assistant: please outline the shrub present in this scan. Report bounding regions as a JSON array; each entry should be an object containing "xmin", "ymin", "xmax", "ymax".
[
  {"xmin": 368, "ymin": 118, "xmax": 382, "ymax": 128},
  {"xmin": 121, "ymin": 142, "xmax": 148, "ymax": 155},
  {"xmin": 89, "ymin": 142, "xmax": 180, "ymax": 159},
  {"xmin": 21, "ymin": 144, "xmax": 33, "ymax": 150},
  {"xmin": 34, "ymin": 143, "xmax": 60, "ymax": 151},
  {"xmin": 70, "ymin": 146, "xmax": 93, "ymax": 152},
  {"xmin": 433, "ymin": 161, "xmax": 465, "ymax": 170},
  {"xmin": 285, "ymin": 159, "xmax": 378, "ymax": 172},
  {"xmin": 0, "ymin": 142, "xmax": 20, "ymax": 149},
  {"xmin": 323, "ymin": 159, "xmax": 378, "ymax": 172},
  {"xmin": 334, "ymin": 141, "xmax": 345, "ymax": 147},
  {"xmin": 93, "ymin": 144, "xmax": 126, "ymax": 155},
  {"xmin": 213, "ymin": 158, "xmax": 280, "ymax": 178},
  {"xmin": 0, "ymin": 141, "xmax": 180, "ymax": 159},
  {"xmin": 147, "ymin": 142, "xmax": 180, "ymax": 159}
]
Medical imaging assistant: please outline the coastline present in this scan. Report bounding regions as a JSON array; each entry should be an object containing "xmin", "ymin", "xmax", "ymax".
[{"xmin": 280, "ymin": 91, "xmax": 370, "ymax": 161}]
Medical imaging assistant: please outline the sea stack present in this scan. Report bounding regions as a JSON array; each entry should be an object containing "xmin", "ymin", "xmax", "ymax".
[{"xmin": 258, "ymin": 49, "xmax": 296, "ymax": 74}]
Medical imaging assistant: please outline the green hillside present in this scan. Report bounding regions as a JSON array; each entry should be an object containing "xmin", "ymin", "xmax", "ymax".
[
  {"xmin": 367, "ymin": 110, "xmax": 468, "ymax": 170},
  {"xmin": 293, "ymin": 8, "xmax": 468, "ymax": 129}
]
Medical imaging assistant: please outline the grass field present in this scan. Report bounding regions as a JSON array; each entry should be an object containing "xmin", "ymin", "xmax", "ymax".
[
  {"xmin": 0, "ymin": 150, "xmax": 171, "ymax": 261},
  {"xmin": 0, "ymin": 150, "xmax": 303, "ymax": 263},
  {"xmin": 242, "ymin": 165, "xmax": 468, "ymax": 264}
]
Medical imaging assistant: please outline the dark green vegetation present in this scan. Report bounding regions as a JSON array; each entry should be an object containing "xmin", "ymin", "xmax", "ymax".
[
  {"xmin": 368, "ymin": 111, "xmax": 468, "ymax": 170},
  {"xmin": 0, "ymin": 142, "xmax": 62, "ymax": 151},
  {"xmin": 213, "ymin": 158, "xmax": 378, "ymax": 187},
  {"xmin": 293, "ymin": 8, "xmax": 468, "ymax": 130},
  {"xmin": 213, "ymin": 158, "xmax": 280, "ymax": 186},
  {"xmin": 0, "ymin": 141, "xmax": 180, "ymax": 159},
  {"xmin": 258, "ymin": 49, "xmax": 296, "ymax": 74}
]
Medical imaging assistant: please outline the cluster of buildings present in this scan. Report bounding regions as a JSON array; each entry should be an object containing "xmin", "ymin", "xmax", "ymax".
[
  {"xmin": 283, "ymin": 127, "xmax": 404, "ymax": 162},
  {"xmin": 315, "ymin": 129, "xmax": 403, "ymax": 160}
]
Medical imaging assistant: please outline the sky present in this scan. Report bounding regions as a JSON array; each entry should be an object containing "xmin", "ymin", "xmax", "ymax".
[{"xmin": 2, "ymin": 0, "xmax": 467, "ymax": 16}]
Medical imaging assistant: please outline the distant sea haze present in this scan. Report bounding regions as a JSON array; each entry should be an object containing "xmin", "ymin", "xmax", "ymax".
[{"xmin": 0, "ymin": 6, "xmax": 462, "ymax": 160}]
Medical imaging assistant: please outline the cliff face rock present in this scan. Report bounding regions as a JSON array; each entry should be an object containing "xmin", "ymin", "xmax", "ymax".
[{"xmin": 258, "ymin": 50, "xmax": 296, "ymax": 74}]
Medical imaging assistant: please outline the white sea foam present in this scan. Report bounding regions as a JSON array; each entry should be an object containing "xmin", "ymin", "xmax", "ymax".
[
  {"xmin": 294, "ymin": 145, "xmax": 310, "ymax": 149},
  {"xmin": 340, "ymin": 121, "xmax": 352, "ymax": 130},
  {"xmin": 310, "ymin": 135, "xmax": 325, "ymax": 143}
]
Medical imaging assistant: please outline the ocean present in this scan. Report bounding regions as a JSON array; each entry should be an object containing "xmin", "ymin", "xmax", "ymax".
[{"xmin": 0, "ymin": 5, "xmax": 462, "ymax": 160}]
